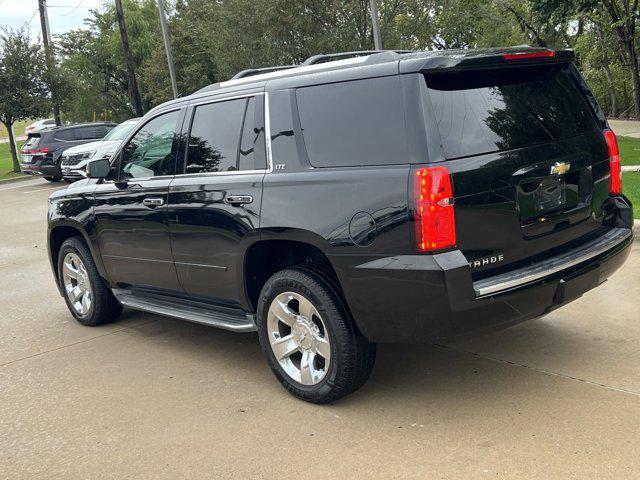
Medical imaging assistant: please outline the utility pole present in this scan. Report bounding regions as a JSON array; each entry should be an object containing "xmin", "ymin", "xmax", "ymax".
[
  {"xmin": 38, "ymin": 0, "xmax": 61, "ymax": 126},
  {"xmin": 370, "ymin": 0, "xmax": 383, "ymax": 50},
  {"xmin": 115, "ymin": 0, "xmax": 144, "ymax": 117},
  {"xmin": 156, "ymin": 0, "xmax": 178, "ymax": 99}
]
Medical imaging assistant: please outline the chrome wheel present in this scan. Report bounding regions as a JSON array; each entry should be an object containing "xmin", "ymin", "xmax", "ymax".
[
  {"xmin": 267, "ymin": 291, "xmax": 331, "ymax": 386},
  {"xmin": 62, "ymin": 252, "xmax": 92, "ymax": 316}
]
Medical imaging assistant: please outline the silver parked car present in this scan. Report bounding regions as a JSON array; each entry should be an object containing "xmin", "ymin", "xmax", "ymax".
[{"xmin": 60, "ymin": 118, "xmax": 140, "ymax": 182}]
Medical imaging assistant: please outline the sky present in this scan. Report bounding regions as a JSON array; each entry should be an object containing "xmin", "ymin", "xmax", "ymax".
[{"xmin": 0, "ymin": 0, "xmax": 102, "ymax": 40}]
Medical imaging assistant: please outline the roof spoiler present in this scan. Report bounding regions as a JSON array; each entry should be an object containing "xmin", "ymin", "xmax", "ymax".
[{"xmin": 399, "ymin": 47, "xmax": 574, "ymax": 74}]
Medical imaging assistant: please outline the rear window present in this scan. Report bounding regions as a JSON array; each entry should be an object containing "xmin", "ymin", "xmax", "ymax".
[
  {"xmin": 23, "ymin": 135, "xmax": 40, "ymax": 149},
  {"xmin": 296, "ymin": 76, "xmax": 408, "ymax": 167},
  {"xmin": 425, "ymin": 65, "xmax": 598, "ymax": 159}
]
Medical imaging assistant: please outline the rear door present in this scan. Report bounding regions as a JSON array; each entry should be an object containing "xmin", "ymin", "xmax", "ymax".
[
  {"xmin": 421, "ymin": 64, "xmax": 609, "ymax": 275},
  {"xmin": 167, "ymin": 92, "xmax": 267, "ymax": 308},
  {"xmin": 93, "ymin": 109, "xmax": 184, "ymax": 292}
]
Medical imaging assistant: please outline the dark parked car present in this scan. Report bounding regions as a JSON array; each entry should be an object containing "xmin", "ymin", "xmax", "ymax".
[
  {"xmin": 47, "ymin": 48, "xmax": 633, "ymax": 403},
  {"xmin": 20, "ymin": 122, "xmax": 115, "ymax": 181}
]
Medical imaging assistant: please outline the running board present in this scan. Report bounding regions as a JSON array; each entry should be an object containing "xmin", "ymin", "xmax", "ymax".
[{"xmin": 113, "ymin": 290, "xmax": 256, "ymax": 332}]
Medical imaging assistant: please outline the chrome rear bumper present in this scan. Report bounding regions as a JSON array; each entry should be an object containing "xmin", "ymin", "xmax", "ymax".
[{"xmin": 474, "ymin": 227, "xmax": 633, "ymax": 297}]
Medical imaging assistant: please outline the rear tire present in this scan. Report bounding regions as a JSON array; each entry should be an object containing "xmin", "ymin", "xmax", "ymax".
[
  {"xmin": 57, "ymin": 237, "xmax": 122, "ymax": 326},
  {"xmin": 256, "ymin": 267, "xmax": 376, "ymax": 404}
]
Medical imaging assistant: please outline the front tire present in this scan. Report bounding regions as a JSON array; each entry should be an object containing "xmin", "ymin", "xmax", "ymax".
[
  {"xmin": 44, "ymin": 176, "xmax": 61, "ymax": 182},
  {"xmin": 57, "ymin": 237, "xmax": 122, "ymax": 326},
  {"xmin": 257, "ymin": 267, "xmax": 376, "ymax": 404}
]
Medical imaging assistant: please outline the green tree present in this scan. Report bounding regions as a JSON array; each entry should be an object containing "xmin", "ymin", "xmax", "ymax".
[
  {"xmin": 59, "ymin": 0, "xmax": 162, "ymax": 122},
  {"xmin": 0, "ymin": 28, "xmax": 51, "ymax": 172}
]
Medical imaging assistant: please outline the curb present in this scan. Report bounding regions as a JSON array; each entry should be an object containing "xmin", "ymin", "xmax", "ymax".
[
  {"xmin": 0, "ymin": 175, "xmax": 33, "ymax": 185},
  {"xmin": 622, "ymin": 165, "xmax": 640, "ymax": 172}
]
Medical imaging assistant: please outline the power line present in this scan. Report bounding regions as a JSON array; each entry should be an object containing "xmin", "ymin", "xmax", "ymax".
[{"xmin": 48, "ymin": 0, "xmax": 91, "ymax": 16}]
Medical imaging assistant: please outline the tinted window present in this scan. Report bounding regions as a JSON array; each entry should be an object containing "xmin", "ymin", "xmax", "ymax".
[
  {"xmin": 296, "ymin": 77, "xmax": 407, "ymax": 167},
  {"xmin": 269, "ymin": 90, "xmax": 298, "ymax": 166},
  {"xmin": 97, "ymin": 125, "xmax": 113, "ymax": 137},
  {"xmin": 23, "ymin": 136, "xmax": 40, "ymax": 149},
  {"xmin": 120, "ymin": 110, "xmax": 179, "ymax": 179},
  {"xmin": 186, "ymin": 99, "xmax": 244, "ymax": 173},
  {"xmin": 238, "ymin": 97, "xmax": 256, "ymax": 171},
  {"xmin": 54, "ymin": 129, "xmax": 74, "ymax": 141},
  {"xmin": 426, "ymin": 66, "xmax": 597, "ymax": 159},
  {"xmin": 75, "ymin": 126, "xmax": 102, "ymax": 140}
]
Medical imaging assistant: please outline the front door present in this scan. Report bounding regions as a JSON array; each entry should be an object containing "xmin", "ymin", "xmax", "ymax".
[
  {"xmin": 93, "ymin": 108, "xmax": 184, "ymax": 292},
  {"xmin": 168, "ymin": 93, "xmax": 267, "ymax": 308}
]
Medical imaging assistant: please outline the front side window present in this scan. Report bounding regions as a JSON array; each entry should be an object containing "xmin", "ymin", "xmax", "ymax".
[
  {"xmin": 186, "ymin": 96, "xmax": 261, "ymax": 174},
  {"xmin": 120, "ymin": 110, "xmax": 179, "ymax": 179}
]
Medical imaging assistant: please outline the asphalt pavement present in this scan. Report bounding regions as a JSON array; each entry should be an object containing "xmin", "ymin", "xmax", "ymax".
[{"xmin": 1, "ymin": 177, "xmax": 639, "ymax": 479}]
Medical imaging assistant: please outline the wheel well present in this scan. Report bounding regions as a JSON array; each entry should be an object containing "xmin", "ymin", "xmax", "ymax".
[
  {"xmin": 49, "ymin": 226, "xmax": 84, "ymax": 278},
  {"xmin": 244, "ymin": 240, "xmax": 343, "ymax": 312}
]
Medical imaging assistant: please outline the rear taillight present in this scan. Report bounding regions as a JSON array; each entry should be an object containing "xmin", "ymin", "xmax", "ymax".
[
  {"xmin": 22, "ymin": 147, "xmax": 49, "ymax": 155},
  {"xmin": 503, "ymin": 49, "xmax": 555, "ymax": 60},
  {"xmin": 413, "ymin": 166, "xmax": 456, "ymax": 251},
  {"xmin": 604, "ymin": 129, "xmax": 622, "ymax": 194}
]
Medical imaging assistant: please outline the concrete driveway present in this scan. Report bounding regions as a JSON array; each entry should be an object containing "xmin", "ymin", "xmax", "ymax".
[{"xmin": 1, "ymin": 178, "xmax": 639, "ymax": 479}]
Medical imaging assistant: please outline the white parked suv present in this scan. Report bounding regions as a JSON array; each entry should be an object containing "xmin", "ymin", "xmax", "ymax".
[{"xmin": 60, "ymin": 118, "xmax": 140, "ymax": 182}]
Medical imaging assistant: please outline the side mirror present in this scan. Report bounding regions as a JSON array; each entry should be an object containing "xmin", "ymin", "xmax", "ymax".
[{"xmin": 86, "ymin": 157, "xmax": 111, "ymax": 178}]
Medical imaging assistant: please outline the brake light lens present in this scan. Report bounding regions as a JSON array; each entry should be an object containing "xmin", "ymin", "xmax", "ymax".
[
  {"xmin": 503, "ymin": 49, "xmax": 555, "ymax": 60},
  {"xmin": 604, "ymin": 129, "xmax": 622, "ymax": 194},
  {"xmin": 22, "ymin": 147, "xmax": 49, "ymax": 155},
  {"xmin": 413, "ymin": 166, "xmax": 456, "ymax": 251}
]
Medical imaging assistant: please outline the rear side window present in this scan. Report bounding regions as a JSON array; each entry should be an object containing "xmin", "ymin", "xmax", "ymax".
[
  {"xmin": 296, "ymin": 76, "xmax": 408, "ymax": 167},
  {"xmin": 186, "ymin": 96, "xmax": 260, "ymax": 174},
  {"xmin": 425, "ymin": 65, "xmax": 598, "ymax": 159},
  {"xmin": 269, "ymin": 90, "xmax": 298, "ymax": 166},
  {"xmin": 74, "ymin": 126, "xmax": 100, "ymax": 140},
  {"xmin": 54, "ymin": 129, "xmax": 74, "ymax": 141},
  {"xmin": 238, "ymin": 97, "xmax": 256, "ymax": 171}
]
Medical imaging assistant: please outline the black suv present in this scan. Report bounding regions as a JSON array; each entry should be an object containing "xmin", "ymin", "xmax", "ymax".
[
  {"xmin": 47, "ymin": 48, "xmax": 633, "ymax": 403},
  {"xmin": 21, "ymin": 122, "xmax": 115, "ymax": 181}
]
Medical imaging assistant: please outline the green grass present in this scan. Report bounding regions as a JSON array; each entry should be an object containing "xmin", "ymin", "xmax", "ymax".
[
  {"xmin": 0, "ymin": 140, "xmax": 26, "ymax": 181},
  {"xmin": 0, "ymin": 120, "xmax": 32, "ymax": 140},
  {"xmin": 622, "ymin": 172, "xmax": 640, "ymax": 219},
  {"xmin": 619, "ymin": 136, "xmax": 640, "ymax": 166}
]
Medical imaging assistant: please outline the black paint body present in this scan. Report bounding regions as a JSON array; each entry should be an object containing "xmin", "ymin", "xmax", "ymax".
[
  {"xmin": 20, "ymin": 122, "xmax": 115, "ymax": 178},
  {"xmin": 47, "ymin": 48, "xmax": 634, "ymax": 342}
]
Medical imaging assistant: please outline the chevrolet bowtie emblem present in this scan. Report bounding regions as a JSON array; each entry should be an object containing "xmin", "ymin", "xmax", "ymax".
[{"xmin": 550, "ymin": 162, "xmax": 570, "ymax": 175}]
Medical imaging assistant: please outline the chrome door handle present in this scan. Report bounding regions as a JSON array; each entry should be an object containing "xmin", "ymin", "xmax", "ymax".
[
  {"xmin": 143, "ymin": 198, "xmax": 164, "ymax": 207},
  {"xmin": 226, "ymin": 195, "xmax": 253, "ymax": 206}
]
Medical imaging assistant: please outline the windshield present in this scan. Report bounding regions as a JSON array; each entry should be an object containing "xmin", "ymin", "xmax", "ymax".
[{"xmin": 102, "ymin": 121, "xmax": 138, "ymax": 141}]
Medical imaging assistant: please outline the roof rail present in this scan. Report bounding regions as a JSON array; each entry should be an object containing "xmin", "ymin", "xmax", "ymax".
[
  {"xmin": 231, "ymin": 65, "xmax": 295, "ymax": 80},
  {"xmin": 301, "ymin": 50, "xmax": 413, "ymax": 66}
]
